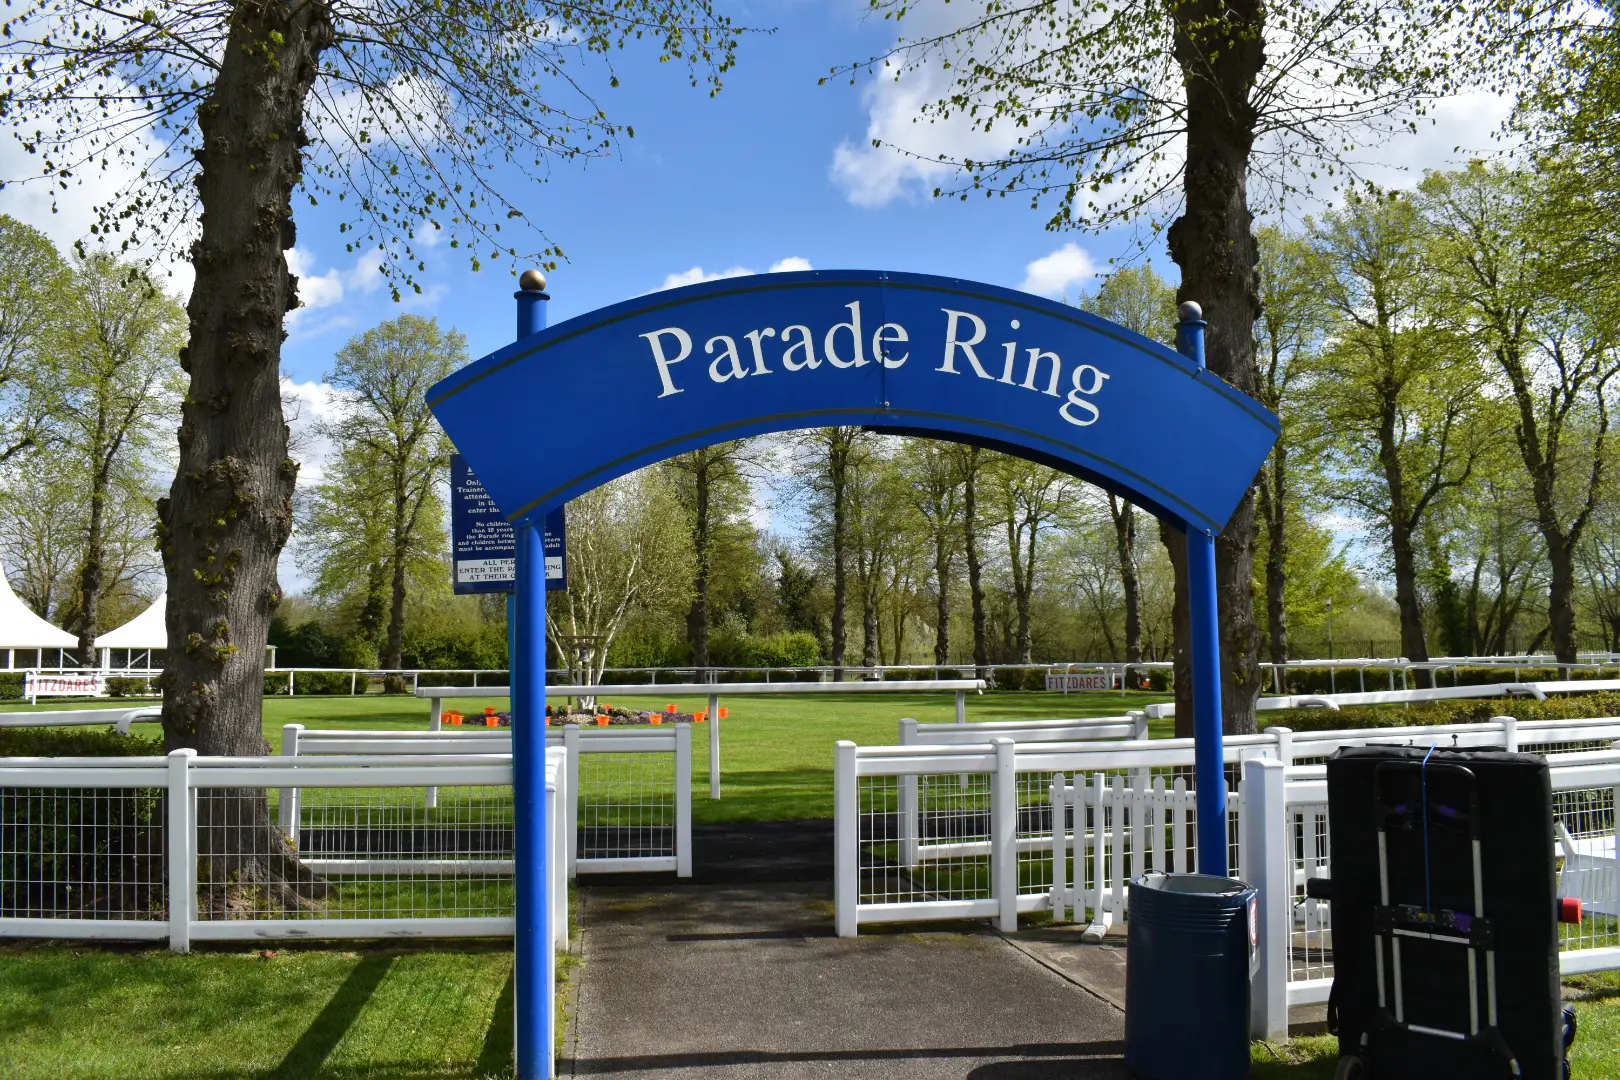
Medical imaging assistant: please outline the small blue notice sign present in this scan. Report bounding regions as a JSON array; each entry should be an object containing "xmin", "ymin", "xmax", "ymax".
[{"xmin": 451, "ymin": 453, "xmax": 566, "ymax": 594}]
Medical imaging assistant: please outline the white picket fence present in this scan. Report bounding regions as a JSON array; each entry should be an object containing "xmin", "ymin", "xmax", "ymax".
[
  {"xmin": 280, "ymin": 723, "xmax": 694, "ymax": 878},
  {"xmin": 1145, "ymin": 677, "xmax": 1620, "ymax": 718},
  {"xmin": 835, "ymin": 715, "xmax": 1620, "ymax": 947}
]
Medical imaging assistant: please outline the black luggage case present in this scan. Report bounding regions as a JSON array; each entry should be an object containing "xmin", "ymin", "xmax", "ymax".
[{"xmin": 1319, "ymin": 745, "xmax": 1565, "ymax": 1080}]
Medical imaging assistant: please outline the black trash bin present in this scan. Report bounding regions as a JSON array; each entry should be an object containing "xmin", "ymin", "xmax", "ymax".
[{"xmin": 1124, "ymin": 871, "xmax": 1257, "ymax": 1080}]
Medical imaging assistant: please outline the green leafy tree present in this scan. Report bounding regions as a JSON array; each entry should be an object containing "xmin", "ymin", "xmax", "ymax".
[
  {"xmin": 897, "ymin": 439, "xmax": 964, "ymax": 666},
  {"xmin": 1082, "ymin": 264, "xmax": 1176, "ymax": 681},
  {"xmin": 662, "ymin": 441, "xmax": 759, "ymax": 667},
  {"xmin": 547, "ymin": 468, "xmax": 693, "ymax": 695},
  {"xmin": 306, "ymin": 315, "xmax": 463, "ymax": 690},
  {"xmin": 1253, "ymin": 227, "xmax": 1330, "ymax": 681},
  {"xmin": 1310, "ymin": 190, "xmax": 1495, "ymax": 671},
  {"xmin": 1421, "ymin": 163, "xmax": 1620, "ymax": 665},
  {"xmin": 985, "ymin": 454, "xmax": 1077, "ymax": 665},
  {"xmin": 0, "ymin": 216, "xmax": 68, "ymax": 466},
  {"xmin": 46, "ymin": 253, "xmax": 184, "ymax": 664}
]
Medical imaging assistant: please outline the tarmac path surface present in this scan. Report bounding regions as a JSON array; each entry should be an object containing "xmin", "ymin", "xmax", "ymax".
[{"xmin": 561, "ymin": 876, "xmax": 1129, "ymax": 1080}]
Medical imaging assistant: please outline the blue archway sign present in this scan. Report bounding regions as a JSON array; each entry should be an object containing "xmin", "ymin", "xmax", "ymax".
[{"xmin": 426, "ymin": 270, "xmax": 1279, "ymax": 1078}]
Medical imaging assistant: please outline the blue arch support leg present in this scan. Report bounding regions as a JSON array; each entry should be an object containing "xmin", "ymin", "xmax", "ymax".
[
  {"xmin": 1176, "ymin": 304, "xmax": 1229, "ymax": 878},
  {"xmin": 514, "ymin": 522, "xmax": 550, "ymax": 1077},
  {"xmin": 512, "ymin": 273, "xmax": 552, "ymax": 1078}
]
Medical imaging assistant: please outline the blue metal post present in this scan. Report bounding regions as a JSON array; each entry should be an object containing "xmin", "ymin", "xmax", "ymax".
[
  {"xmin": 1177, "ymin": 302, "xmax": 1229, "ymax": 877},
  {"xmin": 513, "ymin": 272, "xmax": 550, "ymax": 1077}
]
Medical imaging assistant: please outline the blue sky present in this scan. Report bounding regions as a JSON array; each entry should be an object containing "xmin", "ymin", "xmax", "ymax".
[{"xmin": 278, "ymin": 0, "xmax": 1145, "ymax": 383}]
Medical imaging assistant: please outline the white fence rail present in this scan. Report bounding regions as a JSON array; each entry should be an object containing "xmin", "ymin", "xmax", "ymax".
[
  {"xmin": 419, "ymin": 679, "xmax": 984, "ymax": 801},
  {"xmin": 0, "ymin": 706, "xmax": 161, "ymax": 734},
  {"xmin": 836, "ymin": 716, "xmax": 1620, "ymax": 945},
  {"xmin": 0, "ymin": 748, "xmax": 569, "ymax": 951},
  {"xmin": 1245, "ymin": 753, "xmax": 1620, "ymax": 1040},
  {"xmin": 280, "ymin": 723, "xmax": 693, "ymax": 878},
  {"xmin": 1144, "ymin": 678, "xmax": 1620, "ymax": 719}
]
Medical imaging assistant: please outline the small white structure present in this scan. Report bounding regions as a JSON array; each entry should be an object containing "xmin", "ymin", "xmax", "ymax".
[
  {"xmin": 0, "ymin": 569, "xmax": 77, "ymax": 669},
  {"xmin": 95, "ymin": 593, "xmax": 166, "ymax": 671}
]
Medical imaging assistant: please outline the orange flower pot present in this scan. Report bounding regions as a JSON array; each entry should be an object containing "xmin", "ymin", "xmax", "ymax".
[
  {"xmin": 666, "ymin": 704, "xmax": 677, "ymax": 714},
  {"xmin": 650, "ymin": 715, "xmax": 663, "ymax": 725},
  {"xmin": 486, "ymin": 716, "xmax": 499, "ymax": 728},
  {"xmin": 719, "ymin": 707, "xmax": 729, "ymax": 719},
  {"xmin": 695, "ymin": 710, "xmax": 707, "ymax": 723},
  {"xmin": 596, "ymin": 716, "xmax": 610, "ymax": 727}
]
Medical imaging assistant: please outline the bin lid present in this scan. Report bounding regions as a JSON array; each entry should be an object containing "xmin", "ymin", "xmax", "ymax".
[{"xmin": 1132, "ymin": 871, "xmax": 1251, "ymax": 896}]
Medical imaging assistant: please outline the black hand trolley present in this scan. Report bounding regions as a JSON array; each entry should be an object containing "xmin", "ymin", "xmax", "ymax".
[{"xmin": 1307, "ymin": 745, "xmax": 1574, "ymax": 1080}]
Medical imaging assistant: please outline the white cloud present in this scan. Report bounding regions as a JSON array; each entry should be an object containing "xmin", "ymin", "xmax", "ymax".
[
  {"xmin": 285, "ymin": 246, "xmax": 393, "ymax": 328},
  {"xmin": 1018, "ymin": 243, "xmax": 1100, "ymax": 298},
  {"xmin": 280, "ymin": 378, "xmax": 343, "ymax": 485},
  {"xmin": 655, "ymin": 257, "xmax": 814, "ymax": 293}
]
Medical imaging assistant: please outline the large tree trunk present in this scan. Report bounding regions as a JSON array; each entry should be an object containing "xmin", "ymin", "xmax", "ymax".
[
  {"xmin": 1389, "ymin": 523, "xmax": 1430, "ymax": 666},
  {"xmin": 157, "ymin": 0, "xmax": 333, "ymax": 905},
  {"xmin": 382, "ymin": 477, "xmax": 409, "ymax": 692},
  {"xmin": 934, "ymin": 537, "xmax": 952, "ymax": 667},
  {"xmin": 1109, "ymin": 496, "xmax": 1142, "ymax": 685},
  {"xmin": 1547, "ymin": 538, "xmax": 1579, "ymax": 668},
  {"xmin": 1165, "ymin": 0, "xmax": 1266, "ymax": 736},
  {"xmin": 687, "ymin": 457, "xmax": 712, "ymax": 668},
  {"xmin": 1256, "ymin": 458, "xmax": 1289, "ymax": 691},
  {"xmin": 963, "ymin": 454, "xmax": 989, "ymax": 678}
]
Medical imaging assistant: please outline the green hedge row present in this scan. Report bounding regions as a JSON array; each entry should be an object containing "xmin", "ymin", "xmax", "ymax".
[
  {"xmin": 263, "ymin": 671, "xmax": 373, "ymax": 695},
  {"xmin": 0, "ymin": 727, "xmax": 164, "ymax": 757}
]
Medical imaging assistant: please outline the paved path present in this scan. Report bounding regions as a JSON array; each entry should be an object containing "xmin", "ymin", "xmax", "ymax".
[{"xmin": 562, "ymin": 882, "xmax": 1128, "ymax": 1080}]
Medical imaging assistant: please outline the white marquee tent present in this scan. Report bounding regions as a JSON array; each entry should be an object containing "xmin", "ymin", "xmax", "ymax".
[
  {"xmin": 95, "ymin": 593, "xmax": 167, "ymax": 671},
  {"xmin": 0, "ymin": 569, "xmax": 78, "ymax": 668},
  {"xmin": 94, "ymin": 594, "xmax": 278, "ymax": 671}
]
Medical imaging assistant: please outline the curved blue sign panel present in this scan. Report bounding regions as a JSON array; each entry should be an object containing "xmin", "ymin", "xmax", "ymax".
[{"xmin": 427, "ymin": 270, "xmax": 1278, "ymax": 533}]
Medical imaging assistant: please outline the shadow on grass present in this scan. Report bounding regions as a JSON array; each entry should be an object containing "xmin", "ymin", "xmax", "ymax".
[
  {"xmin": 473, "ymin": 966, "xmax": 515, "ymax": 1078},
  {"xmin": 269, "ymin": 953, "xmax": 395, "ymax": 1079}
]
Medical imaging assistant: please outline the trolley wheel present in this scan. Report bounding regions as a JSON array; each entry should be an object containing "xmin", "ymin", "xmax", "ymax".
[{"xmin": 1333, "ymin": 1056, "xmax": 1366, "ymax": 1080}]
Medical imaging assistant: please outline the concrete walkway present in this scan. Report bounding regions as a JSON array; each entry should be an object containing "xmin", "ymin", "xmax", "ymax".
[{"xmin": 562, "ymin": 883, "xmax": 1128, "ymax": 1080}]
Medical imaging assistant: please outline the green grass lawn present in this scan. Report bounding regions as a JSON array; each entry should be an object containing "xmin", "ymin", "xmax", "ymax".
[
  {"xmin": 0, "ymin": 687, "xmax": 1174, "ymax": 824},
  {"xmin": 0, "ymin": 940, "xmax": 517, "ymax": 1080}
]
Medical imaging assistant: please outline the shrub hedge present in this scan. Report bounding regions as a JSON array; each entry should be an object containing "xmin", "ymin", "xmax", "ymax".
[
  {"xmin": 0, "ymin": 673, "xmax": 22, "ymax": 700},
  {"xmin": 0, "ymin": 726, "xmax": 163, "ymax": 757}
]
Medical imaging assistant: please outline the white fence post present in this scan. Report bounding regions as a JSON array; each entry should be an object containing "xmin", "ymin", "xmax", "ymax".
[
  {"xmin": 707, "ymin": 692, "xmax": 721, "ymax": 800},
  {"xmin": 1050, "ymin": 774, "xmax": 1068, "ymax": 921},
  {"xmin": 992, "ymin": 737, "xmax": 1018, "ymax": 933},
  {"xmin": 675, "ymin": 723, "xmax": 694, "ymax": 878},
  {"xmin": 899, "ymin": 719, "xmax": 919, "ymax": 866},
  {"xmin": 167, "ymin": 749, "xmax": 196, "ymax": 954},
  {"xmin": 563, "ymin": 725, "xmax": 580, "ymax": 879},
  {"xmin": 1242, "ymin": 757, "xmax": 1289, "ymax": 1042},
  {"xmin": 1129, "ymin": 710, "xmax": 1148, "ymax": 740},
  {"xmin": 1265, "ymin": 726, "xmax": 1294, "ymax": 767},
  {"xmin": 1498, "ymin": 715, "xmax": 1519, "ymax": 752},
  {"xmin": 835, "ymin": 741, "xmax": 858, "ymax": 937},
  {"xmin": 278, "ymin": 724, "xmax": 302, "ymax": 835},
  {"xmin": 956, "ymin": 691, "xmax": 966, "ymax": 724}
]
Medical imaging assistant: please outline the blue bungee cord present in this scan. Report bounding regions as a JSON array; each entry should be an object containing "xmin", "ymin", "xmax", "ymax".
[{"xmin": 1421, "ymin": 743, "xmax": 1437, "ymax": 913}]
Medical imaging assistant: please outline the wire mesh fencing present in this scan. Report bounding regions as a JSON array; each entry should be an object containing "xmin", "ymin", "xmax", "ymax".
[{"xmin": 0, "ymin": 780, "xmax": 167, "ymax": 925}]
